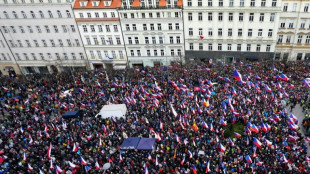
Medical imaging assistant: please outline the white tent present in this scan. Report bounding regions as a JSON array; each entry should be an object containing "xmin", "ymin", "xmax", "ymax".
[{"xmin": 95, "ymin": 104, "xmax": 127, "ymax": 119}]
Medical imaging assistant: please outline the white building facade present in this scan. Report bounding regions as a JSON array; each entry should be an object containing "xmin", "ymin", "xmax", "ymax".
[
  {"xmin": 0, "ymin": 0, "xmax": 87, "ymax": 74},
  {"xmin": 73, "ymin": 0, "xmax": 127, "ymax": 70},
  {"xmin": 118, "ymin": 0, "xmax": 185, "ymax": 67},
  {"xmin": 276, "ymin": 0, "xmax": 310, "ymax": 61},
  {"xmin": 183, "ymin": 0, "xmax": 281, "ymax": 63}
]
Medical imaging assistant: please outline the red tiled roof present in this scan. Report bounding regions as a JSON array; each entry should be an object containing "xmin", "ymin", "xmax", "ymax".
[{"xmin": 73, "ymin": 0, "xmax": 122, "ymax": 9}]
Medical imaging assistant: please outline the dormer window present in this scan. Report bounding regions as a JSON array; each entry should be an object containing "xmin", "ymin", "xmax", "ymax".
[
  {"xmin": 92, "ymin": 1, "xmax": 99, "ymax": 7},
  {"xmin": 104, "ymin": 1, "xmax": 112, "ymax": 7},
  {"xmin": 80, "ymin": 1, "xmax": 86, "ymax": 7}
]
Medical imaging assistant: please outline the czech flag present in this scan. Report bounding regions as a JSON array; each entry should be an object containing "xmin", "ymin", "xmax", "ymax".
[
  {"xmin": 56, "ymin": 165, "xmax": 63, "ymax": 173},
  {"xmin": 95, "ymin": 161, "xmax": 100, "ymax": 170},
  {"xmin": 47, "ymin": 143, "xmax": 52, "ymax": 159},
  {"xmin": 192, "ymin": 165, "xmax": 197, "ymax": 174},
  {"xmin": 23, "ymin": 152, "xmax": 27, "ymax": 161},
  {"xmin": 219, "ymin": 143, "xmax": 226, "ymax": 152},
  {"xmin": 253, "ymin": 137, "xmax": 262, "ymax": 148},
  {"xmin": 265, "ymin": 139, "xmax": 272, "ymax": 147},
  {"xmin": 256, "ymin": 158, "xmax": 263, "ymax": 166},
  {"xmin": 220, "ymin": 119, "xmax": 227, "ymax": 126},
  {"xmin": 233, "ymin": 69, "xmax": 242, "ymax": 81},
  {"xmin": 69, "ymin": 161, "xmax": 77, "ymax": 168},
  {"xmin": 72, "ymin": 143, "xmax": 78, "ymax": 152},
  {"xmin": 232, "ymin": 88, "xmax": 237, "ymax": 96},
  {"xmin": 205, "ymin": 161, "xmax": 210, "ymax": 173},
  {"xmin": 234, "ymin": 132, "xmax": 241, "ymax": 138},
  {"xmin": 80, "ymin": 156, "xmax": 87, "ymax": 165},
  {"xmin": 175, "ymin": 134, "xmax": 181, "ymax": 143},
  {"xmin": 276, "ymin": 82, "xmax": 282, "ymax": 89},
  {"xmin": 180, "ymin": 156, "xmax": 185, "ymax": 165},
  {"xmin": 245, "ymin": 155, "xmax": 252, "ymax": 164},
  {"xmin": 265, "ymin": 85, "xmax": 272, "ymax": 93},
  {"xmin": 202, "ymin": 121, "xmax": 208, "ymax": 129},
  {"xmin": 188, "ymin": 150, "xmax": 193, "ymax": 158},
  {"xmin": 28, "ymin": 164, "xmax": 33, "ymax": 171},
  {"xmin": 147, "ymin": 153, "xmax": 152, "ymax": 160},
  {"xmin": 250, "ymin": 124, "xmax": 259, "ymax": 133},
  {"xmin": 280, "ymin": 74, "xmax": 289, "ymax": 81},
  {"xmin": 228, "ymin": 138, "xmax": 234, "ymax": 146}
]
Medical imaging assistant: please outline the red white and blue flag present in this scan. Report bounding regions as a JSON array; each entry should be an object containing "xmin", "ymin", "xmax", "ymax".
[
  {"xmin": 80, "ymin": 156, "xmax": 87, "ymax": 165},
  {"xmin": 233, "ymin": 69, "xmax": 242, "ymax": 81},
  {"xmin": 253, "ymin": 138, "xmax": 262, "ymax": 148}
]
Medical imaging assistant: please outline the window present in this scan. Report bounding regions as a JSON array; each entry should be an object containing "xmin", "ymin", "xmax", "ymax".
[
  {"xmin": 159, "ymin": 36, "xmax": 163, "ymax": 44},
  {"xmin": 15, "ymin": 53, "xmax": 20, "ymax": 60},
  {"xmin": 106, "ymin": 25, "xmax": 110, "ymax": 32},
  {"xmin": 103, "ymin": 12, "xmax": 107, "ymax": 18},
  {"xmin": 306, "ymin": 36, "xmax": 310, "ymax": 44},
  {"xmin": 189, "ymin": 43, "xmax": 194, "ymax": 50},
  {"xmin": 228, "ymin": 44, "xmax": 232, "ymax": 51},
  {"xmin": 100, "ymin": 37, "xmax": 106, "ymax": 45},
  {"xmin": 199, "ymin": 43, "xmax": 203, "ymax": 50},
  {"xmin": 305, "ymin": 3, "xmax": 309, "ymax": 12},
  {"xmin": 126, "ymin": 24, "xmax": 130, "ymax": 31},
  {"xmin": 130, "ymin": 50, "xmax": 134, "ymax": 56},
  {"xmin": 42, "ymin": 40, "xmax": 47, "ymax": 47},
  {"xmin": 218, "ymin": 44, "xmax": 222, "ymax": 51},
  {"xmin": 90, "ymin": 51, "xmax": 95, "ymax": 59},
  {"xmin": 104, "ymin": 51, "xmax": 108, "ymax": 58},
  {"xmin": 70, "ymin": 25, "xmax": 76, "ymax": 32},
  {"xmin": 272, "ymin": 0, "xmax": 277, "ymax": 7},
  {"xmin": 79, "ymin": 13, "xmax": 84, "ymax": 18},
  {"xmin": 266, "ymin": 45, "xmax": 271, "ymax": 52},
  {"xmin": 28, "ymin": 26, "xmax": 33, "ymax": 33},
  {"xmin": 256, "ymin": 44, "xmax": 261, "ymax": 52},
  {"xmin": 116, "ymin": 37, "xmax": 121, "ymax": 45},
  {"xmin": 131, "ymin": 13, "xmax": 134, "ymax": 18},
  {"xmin": 199, "ymin": 28, "xmax": 203, "ymax": 35},
  {"xmin": 161, "ymin": 50, "xmax": 164, "ymax": 56},
  {"xmin": 157, "ymin": 12, "xmax": 160, "ymax": 18},
  {"xmin": 208, "ymin": 0, "xmax": 212, "ymax": 6},
  {"xmin": 208, "ymin": 13, "xmax": 212, "ymax": 21},
  {"xmin": 96, "ymin": 25, "xmax": 102, "ymax": 32},
  {"xmin": 147, "ymin": 50, "xmax": 151, "ymax": 56},
  {"xmin": 208, "ymin": 43, "xmax": 212, "ymax": 50},
  {"xmin": 31, "ymin": 53, "xmax": 37, "ymax": 60},
  {"xmin": 39, "ymin": 53, "xmax": 44, "ymax": 60},
  {"xmin": 48, "ymin": 11, "xmax": 53, "ymax": 18},
  {"xmin": 57, "ymin": 10, "xmax": 62, "ymax": 18},
  {"xmin": 169, "ymin": 23, "xmax": 173, "ymax": 30},
  {"xmin": 270, "ymin": 13, "xmax": 275, "ymax": 22},
  {"xmin": 158, "ymin": 24, "xmax": 162, "ymax": 30},
  {"xmin": 278, "ymin": 35, "xmax": 283, "ymax": 43},
  {"xmin": 247, "ymin": 44, "xmax": 251, "ymax": 51},
  {"xmin": 143, "ymin": 24, "xmax": 147, "ymax": 31},
  {"xmin": 149, "ymin": 13, "xmax": 153, "ymax": 18},
  {"xmin": 34, "ymin": 40, "xmax": 39, "ymax": 47},
  {"xmin": 189, "ymin": 28, "xmax": 193, "ymax": 36},
  {"xmin": 198, "ymin": 13, "xmax": 202, "ymax": 21},
  {"xmin": 19, "ymin": 26, "xmax": 25, "ymax": 33},
  {"xmin": 238, "ymin": 29, "xmax": 242, "ymax": 36},
  {"xmin": 208, "ymin": 28, "xmax": 213, "ymax": 36},
  {"xmin": 218, "ymin": 13, "xmax": 223, "ymax": 21},
  {"xmin": 119, "ymin": 51, "xmax": 124, "ymax": 59},
  {"xmin": 239, "ymin": 13, "xmax": 243, "ymax": 21},
  {"xmin": 1, "ymin": 26, "xmax": 8, "ymax": 33},
  {"xmin": 86, "ymin": 38, "xmax": 91, "ymax": 45},
  {"xmin": 128, "ymin": 37, "xmax": 132, "ymax": 44},
  {"xmin": 286, "ymin": 35, "xmax": 291, "ymax": 43},
  {"xmin": 135, "ymin": 37, "xmax": 139, "ymax": 44},
  {"xmin": 150, "ymin": 24, "xmax": 154, "ymax": 30},
  {"xmin": 21, "ymin": 11, "xmax": 27, "ymax": 18},
  {"xmin": 132, "ymin": 24, "xmax": 137, "ymax": 31},
  {"xmin": 198, "ymin": 0, "xmax": 202, "ymax": 6},
  {"xmin": 301, "ymin": 20, "xmax": 306, "ymax": 29},
  {"xmin": 111, "ymin": 12, "xmax": 115, "ymax": 18},
  {"xmin": 26, "ymin": 40, "xmax": 31, "ymax": 47},
  {"xmin": 229, "ymin": 13, "xmax": 233, "ymax": 21},
  {"xmin": 249, "ymin": 13, "xmax": 254, "ymax": 22},
  {"xmin": 170, "ymin": 37, "xmax": 174, "ymax": 44},
  {"xmin": 61, "ymin": 25, "xmax": 66, "ymax": 33},
  {"xmin": 258, "ymin": 29, "xmax": 263, "ymax": 36},
  {"xmin": 23, "ymin": 53, "xmax": 29, "ymax": 60},
  {"xmin": 240, "ymin": 0, "xmax": 244, "ymax": 7},
  {"xmin": 188, "ymin": 13, "xmax": 192, "ymax": 21},
  {"xmin": 228, "ymin": 28, "xmax": 232, "ymax": 36},
  {"xmin": 289, "ymin": 21, "xmax": 294, "ymax": 28},
  {"xmin": 237, "ymin": 44, "xmax": 241, "ymax": 51},
  {"xmin": 67, "ymin": 39, "xmax": 72, "ymax": 46},
  {"xmin": 218, "ymin": 28, "xmax": 222, "ymax": 36},
  {"xmin": 297, "ymin": 35, "xmax": 302, "ymax": 44},
  {"xmin": 108, "ymin": 37, "xmax": 113, "ymax": 45},
  {"xmin": 175, "ymin": 12, "xmax": 179, "ymax": 18},
  {"xmin": 145, "ymin": 37, "xmax": 149, "ymax": 44},
  {"xmin": 171, "ymin": 49, "xmax": 174, "ymax": 56},
  {"xmin": 268, "ymin": 29, "xmax": 273, "ymax": 37},
  {"xmin": 30, "ymin": 11, "xmax": 36, "ymax": 18},
  {"xmin": 13, "ymin": 11, "xmax": 18, "ymax": 18},
  {"xmin": 50, "ymin": 39, "xmax": 55, "ymax": 47},
  {"xmin": 10, "ymin": 26, "xmax": 16, "ymax": 33},
  {"xmin": 219, "ymin": 0, "xmax": 223, "ymax": 6},
  {"xmin": 45, "ymin": 26, "xmax": 50, "ymax": 33},
  {"xmin": 142, "ymin": 13, "xmax": 145, "ymax": 18},
  {"xmin": 93, "ymin": 37, "xmax": 99, "ymax": 45},
  {"xmin": 87, "ymin": 13, "xmax": 91, "ymax": 18},
  {"xmin": 82, "ymin": 25, "xmax": 87, "ymax": 32},
  {"xmin": 176, "ymin": 36, "xmax": 180, "ymax": 44},
  {"xmin": 66, "ymin": 10, "xmax": 71, "ymax": 18},
  {"xmin": 283, "ymin": 3, "xmax": 288, "ymax": 11},
  {"xmin": 188, "ymin": 0, "xmax": 192, "ymax": 6},
  {"xmin": 292, "ymin": 3, "xmax": 297, "ymax": 12},
  {"xmin": 137, "ymin": 50, "xmax": 141, "ymax": 56},
  {"xmin": 261, "ymin": 0, "xmax": 266, "ymax": 7},
  {"xmin": 152, "ymin": 37, "xmax": 156, "ymax": 44},
  {"xmin": 114, "ymin": 25, "xmax": 118, "ymax": 32},
  {"xmin": 259, "ymin": 13, "xmax": 264, "ymax": 22},
  {"xmin": 17, "ymin": 40, "xmax": 22, "ymax": 47},
  {"xmin": 36, "ymin": 26, "xmax": 42, "ymax": 33},
  {"xmin": 154, "ymin": 50, "xmax": 158, "ymax": 56},
  {"xmin": 229, "ymin": 0, "xmax": 234, "ymax": 6},
  {"xmin": 3, "ymin": 11, "xmax": 8, "ymax": 18},
  {"xmin": 280, "ymin": 20, "xmax": 285, "ymax": 28},
  {"xmin": 250, "ymin": 0, "xmax": 255, "ymax": 7}
]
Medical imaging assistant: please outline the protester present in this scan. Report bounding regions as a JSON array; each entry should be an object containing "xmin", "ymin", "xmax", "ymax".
[{"xmin": 0, "ymin": 60, "xmax": 310, "ymax": 173}]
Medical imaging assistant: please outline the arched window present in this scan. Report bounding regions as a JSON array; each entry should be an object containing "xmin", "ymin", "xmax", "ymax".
[
  {"xmin": 48, "ymin": 10, "xmax": 53, "ymax": 18},
  {"xmin": 39, "ymin": 11, "xmax": 44, "ymax": 18},
  {"xmin": 21, "ymin": 11, "xmax": 27, "ymax": 18},
  {"xmin": 66, "ymin": 10, "xmax": 71, "ymax": 18},
  {"xmin": 30, "ymin": 11, "xmax": 36, "ymax": 18},
  {"xmin": 3, "ymin": 11, "xmax": 9, "ymax": 19},
  {"xmin": 12, "ymin": 11, "xmax": 18, "ymax": 18},
  {"xmin": 57, "ymin": 10, "xmax": 62, "ymax": 18}
]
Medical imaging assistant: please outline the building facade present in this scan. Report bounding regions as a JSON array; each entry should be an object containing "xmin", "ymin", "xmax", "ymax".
[
  {"xmin": 73, "ymin": 0, "xmax": 127, "ymax": 70},
  {"xmin": 0, "ymin": 0, "xmax": 87, "ymax": 75},
  {"xmin": 183, "ymin": 0, "xmax": 281, "ymax": 63},
  {"xmin": 118, "ymin": 0, "xmax": 185, "ymax": 67},
  {"xmin": 276, "ymin": 0, "xmax": 310, "ymax": 61}
]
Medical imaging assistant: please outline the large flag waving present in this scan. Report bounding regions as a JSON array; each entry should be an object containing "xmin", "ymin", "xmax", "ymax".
[{"xmin": 233, "ymin": 69, "xmax": 242, "ymax": 81}]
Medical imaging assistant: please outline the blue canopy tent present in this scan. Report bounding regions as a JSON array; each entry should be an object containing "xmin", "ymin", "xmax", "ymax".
[
  {"xmin": 120, "ymin": 137, "xmax": 141, "ymax": 150},
  {"xmin": 62, "ymin": 111, "xmax": 81, "ymax": 119},
  {"xmin": 136, "ymin": 138, "xmax": 156, "ymax": 150}
]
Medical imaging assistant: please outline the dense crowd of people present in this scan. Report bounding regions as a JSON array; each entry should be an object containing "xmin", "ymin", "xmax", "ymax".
[{"xmin": 0, "ymin": 60, "xmax": 310, "ymax": 173}]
